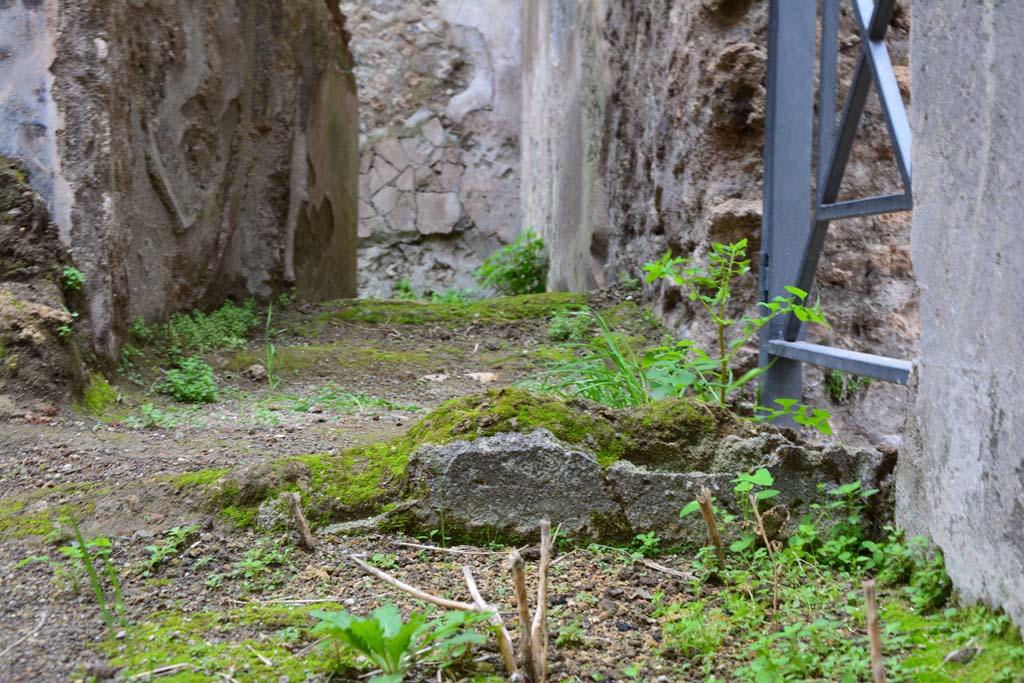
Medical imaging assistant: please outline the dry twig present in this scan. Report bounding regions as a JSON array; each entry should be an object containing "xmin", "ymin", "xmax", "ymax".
[
  {"xmin": 697, "ymin": 487, "xmax": 725, "ymax": 569},
  {"xmin": 750, "ymin": 495, "xmax": 780, "ymax": 612},
  {"xmin": 0, "ymin": 610, "xmax": 47, "ymax": 660},
  {"xmin": 463, "ymin": 566, "xmax": 517, "ymax": 676},
  {"xmin": 283, "ymin": 492, "xmax": 316, "ymax": 551},
  {"xmin": 864, "ymin": 579, "xmax": 887, "ymax": 682},
  {"xmin": 530, "ymin": 520, "xmax": 552, "ymax": 682},
  {"xmin": 349, "ymin": 556, "xmax": 477, "ymax": 611},
  {"xmin": 394, "ymin": 541, "xmax": 503, "ymax": 556},
  {"xmin": 509, "ymin": 550, "xmax": 537, "ymax": 679},
  {"xmin": 640, "ymin": 558, "xmax": 696, "ymax": 581}
]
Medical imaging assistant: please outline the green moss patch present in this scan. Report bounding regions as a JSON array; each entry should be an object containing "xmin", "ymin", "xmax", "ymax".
[
  {"xmin": 98, "ymin": 603, "xmax": 353, "ymax": 682},
  {"xmin": 185, "ymin": 388, "xmax": 743, "ymax": 532},
  {"xmin": 314, "ymin": 292, "xmax": 585, "ymax": 328},
  {"xmin": 0, "ymin": 482, "xmax": 107, "ymax": 540},
  {"xmin": 76, "ymin": 372, "xmax": 119, "ymax": 416},
  {"xmin": 225, "ymin": 343, "xmax": 432, "ymax": 375}
]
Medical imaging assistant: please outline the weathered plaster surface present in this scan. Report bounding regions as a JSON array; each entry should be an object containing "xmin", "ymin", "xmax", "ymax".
[{"xmin": 899, "ymin": 0, "xmax": 1024, "ymax": 633}]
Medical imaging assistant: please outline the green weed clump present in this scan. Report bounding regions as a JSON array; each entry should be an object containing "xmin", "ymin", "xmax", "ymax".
[
  {"xmin": 476, "ymin": 229, "xmax": 547, "ymax": 296},
  {"xmin": 535, "ymin": 240, "xmax": 833, "ymax": 434},
  {"xmin": 60, "ymin": 266, "xmax": 85, "ymax": 292},
  {"xmin": 157, "ymin": 357, "xmax": 218, "ymax": 403},
  {"xmin": 664, "ymin": 470, "xmax": 1023, "ymax": 681},
  {"xmin": 312, "ymin": 604, "xmax": 487, "ymax": 681},
  {"xmin": 132, "ymin": 299, "xmax": 259, "ymax": 358}
]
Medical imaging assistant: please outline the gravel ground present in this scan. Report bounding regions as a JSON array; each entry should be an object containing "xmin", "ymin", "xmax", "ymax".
[{"xmin": 1, "ymin": 293, "xmax": 686, "ymax": 682}]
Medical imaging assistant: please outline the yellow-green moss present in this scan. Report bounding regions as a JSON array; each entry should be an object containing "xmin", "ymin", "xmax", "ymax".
[
  {"xmin": 881, "ymin": 600, "xmax": 1024, "ymax": 680},
  {"xmin": 98, "ymin": 603, "xmax": 354, "ymax": 682},
  {"xmin": 225, "ymin": 343, "xmax": 431, "ymax": 375},
  {"xmin": 168, "ymin": 468, "xmax": 231, "ymax": 490},
  {"xmin": 76, "ymin": 372, "xmax": 119, "ymax": 416},
  {"xmin": 184, "ymin": 388, "xmax": 737, "ymax": 533},
  {"xmin": 0, "ymin": 482, "xmax": 107, "ymax": 539},
  {"xmin": 315, "ymin": 292, "xmax": 585, "ymax": 328}
]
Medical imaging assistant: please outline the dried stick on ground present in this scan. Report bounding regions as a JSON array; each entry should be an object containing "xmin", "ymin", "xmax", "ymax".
[
  {"xmin": 463, "ymin": 566, "xmax": 517, "ymax": 676},
  {"xmin": 697, "ymin": 487, "xmax": 725, "ymax": 569},
  {"xmin": 509, "ymin": 550, "xmax": 537, "ymax": 680},
  {"xmin": 750, "ymin": 495, "xmax": 779, "ymax": 612},
  {"xmin": 349, "ymin": 557, "xmax": 477, "ymax": 611},
  {"xmin": 283, "ymin": 492, "xmax": 316, "ymax": 551},
  {"xmin": 530, "ymin": 520, "xmax": 552, "ymax": 683},
  {"xmin": 864, "ymin": 579, "xmax": 887, "ymax": 683}
]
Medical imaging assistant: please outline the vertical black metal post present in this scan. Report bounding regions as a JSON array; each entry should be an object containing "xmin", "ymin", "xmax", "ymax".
[{"xmin": 758, "ymin": 0, "xmax": 818, "ymax": 415}]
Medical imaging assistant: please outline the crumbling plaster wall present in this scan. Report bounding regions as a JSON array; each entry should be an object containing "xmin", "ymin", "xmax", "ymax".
[
  {"xmin": 342, "ymin": 0, "xmax": 522, "ymax": 298},
  {"xmin": 1, "ymin": 0, "xmax": 359, "ymax": 360},
  {"xmin": 521, "ymin": 0, "xmax": 611, "ymax": 292},
  {"xmin": 599, "ymin": 0, "xmax": 916, "ymax": 447},
  {"xmin": 898, "ymin": 0, "xmax": 1024, "ymax": 634}
]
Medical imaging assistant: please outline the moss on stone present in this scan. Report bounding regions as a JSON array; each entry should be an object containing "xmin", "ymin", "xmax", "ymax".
[
  {"xmin": 77, "ymin": 372, "xmax": 118, "ymax": 416},
  {"xmin": 185, "ymin": 387, "xmax": 743, "ymax": 533}
]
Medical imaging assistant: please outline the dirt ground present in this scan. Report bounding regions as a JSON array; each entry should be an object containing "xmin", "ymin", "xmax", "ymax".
[{"xmin": 1, "ymin": 291, "xmax": 693, "ymax": 682}]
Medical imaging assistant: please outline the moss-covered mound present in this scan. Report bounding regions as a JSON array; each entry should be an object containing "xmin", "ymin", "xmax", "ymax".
[
  {"xmin": 188, "ymin": 388, "xmax": 750, "ymax": 531},
  {"xmin": 310, "ymin": 292, "xmax": 586, "ymax": 328}
]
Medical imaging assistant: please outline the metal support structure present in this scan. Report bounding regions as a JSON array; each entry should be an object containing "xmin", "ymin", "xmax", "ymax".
[
  {"xmin": 758, "ymin": 0, "xmax": 818, "ymax": 411},
  {"xmin": 759, "ymin": 0, "xmax": 913, "ymax": 411}
]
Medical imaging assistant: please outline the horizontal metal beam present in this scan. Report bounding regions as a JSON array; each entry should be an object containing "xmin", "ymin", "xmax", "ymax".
[
  {"xmin": 767, "ymin": 339, "xmax": 912, "ymax": 384},
  {"xmin": 815, "ymin": 191, "xmax": 912, "ymax": 221}
]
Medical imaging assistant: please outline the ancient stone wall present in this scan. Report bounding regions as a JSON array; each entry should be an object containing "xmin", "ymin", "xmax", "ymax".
[
  {"xmin": 342, "ymin": 0, "xmax": 522, "ymax": 298},
  {"xmin": 0, "ymin": 0, "xmax": 359, "ymax": 360},
  {"xmin": 599, "ymin": 0, "xmax": 915, "ymax": 447},
  {"xmin": 899, "ymin": 0, "xmax": 1024, "ymax": 634}
]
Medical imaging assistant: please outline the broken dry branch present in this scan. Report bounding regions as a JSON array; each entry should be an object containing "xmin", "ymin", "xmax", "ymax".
[
  {"xmin": 283, "ymin": 492, "xmax": 316, "ymax": 551},
  {"xmin": 530, "ymin": 519, "xmax": 552, "ymax": 683},
  {"xmin": 463, "ymin": 565, "xmax": 517, "ymax": 676},
  {"xmin": 349, "ymin": 556, "xmax": 477, "ymax": 612},
  {"xmin": 697, "ymin": 487, "xmax": 725, "ymax": 569},
  {"xmin": 509, "ymin": 550, "xmax": 537, "ymax": 679},
  {"xmin": 750, "ymin": 495, "xmax": 779, "ymax": 612},
  {"xmin": 864, "ymin": 579, "xmax": 886, "ymax": 683}
]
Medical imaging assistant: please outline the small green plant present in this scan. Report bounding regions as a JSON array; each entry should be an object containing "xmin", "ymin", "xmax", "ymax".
[
  {"xmin": 631, "ymin": 531, "xmax": 662, "ymax": 560},
  {"xmin": 231, "ymin": 537, "xmax": 292, "ymax": 593},
  {"xmin": 370, "ymin": 553, "xmax": 399, "ymax": 571},
  {"xmin": 141, "ymin": 525, "xmax": 198, "ymax": 575},
  {"xmin": 311, "ymin": 604, "xmax": 488, "ymax": 681},
  {"xmin": 22, "ymin": 517, "xmax": 128, "ymax": 628},
  {"xmin": 61, "ymin": 266, "xmax": 85, "ymax": 291},
  {"xmin": 617, "ymin": 271, "xmax": 642, "ymax": 292},
  {"xmin": 394, "ymin": 278, "xmax": 418, "ymax": 301},
  {"xmin": 125, "ymin": 403, "xmax": 177, "ymax": 429},
  {"xmin": 157, "ymin": 356, "xmax": 217, "ymax": 403},
  {"xmin": 430, "ymin": 288, "xmax": 473, "ymax": 304},
  {"xmin": 643, "ymin": 239, "xmax": 828, "ymax": 407},
  {"xmin": 548, "ymin": 308, "xmax": 593, "ymax": 342},
  {"xmin": 264, "ymin": 302, "xmax": 281, "ymax": 393},
  {"xmin": 132, "ymin": 299, "xmax": 259, "ymax": 358},
  {"xmin": 555, "ymin": 619, "xmax": 587, "ymax": 648},
  {"xmin": 475, "ymin": 228, "xmax": 548, "ymax": 296},
  {"xmin": 530, "ymin": 313, "xmax": 649, "ymax": 408},
  {"xmin": 56, "ymin": 323, "xmax": 73, "ymax": 341},
  {"xmin": 824, "ymin": 369, "xmax": 872, "ymax": 404}
]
